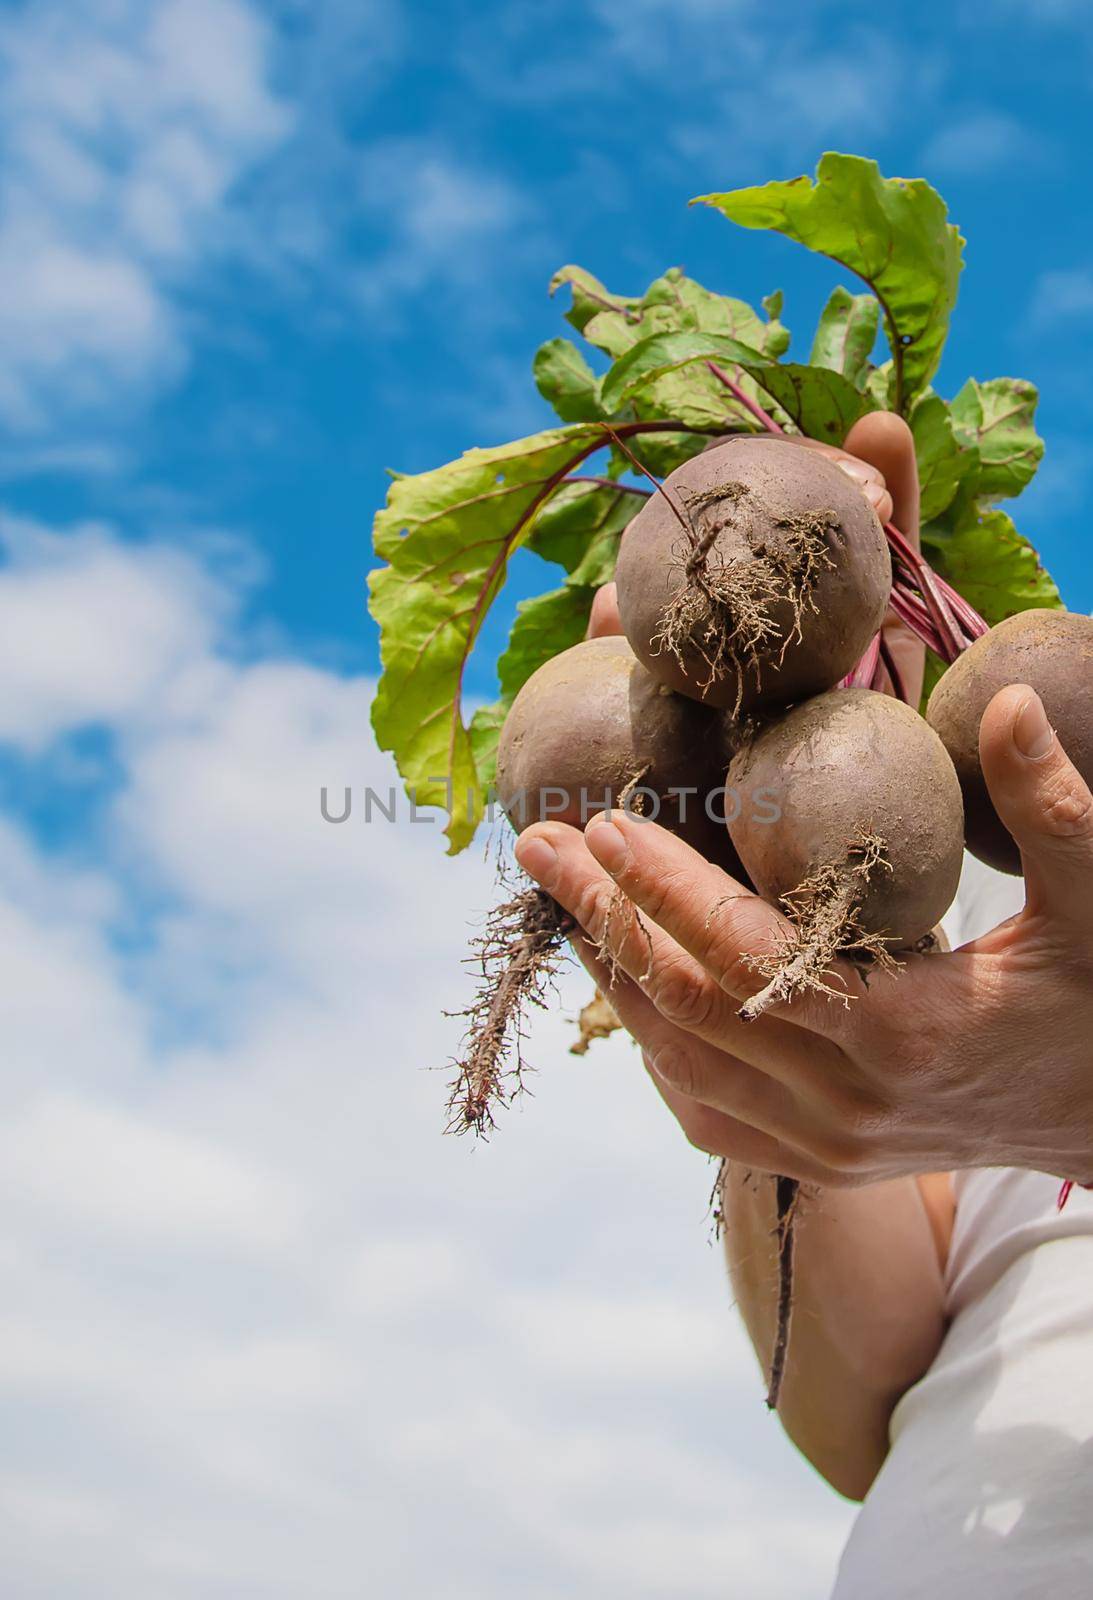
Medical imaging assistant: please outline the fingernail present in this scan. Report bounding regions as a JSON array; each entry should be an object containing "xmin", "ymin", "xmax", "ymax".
[
  {"xmin": 585, "ymin": 813, "xmax": 629, "ymax": 874},
  {"xmin": 836, "ymin": 459, "xmax": 872, "ymax": 484},
  {"xmin": 515, "ymin": 834, "xmax": 558, "ymax": 888},
  {"xmin": 1014, "ymin": 693, "xmax": 1054, "ymax": 761}
]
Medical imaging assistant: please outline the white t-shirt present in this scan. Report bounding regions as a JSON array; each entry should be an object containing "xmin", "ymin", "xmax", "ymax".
[{"xmin": 831, "ymin": 856, "xmax": 1093, "ymax": 1599}]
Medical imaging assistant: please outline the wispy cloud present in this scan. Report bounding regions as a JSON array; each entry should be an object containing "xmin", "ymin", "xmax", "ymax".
[
  {"xmin": 352, "ymin": 140, "xmax": 533, "ymax": 310},
  {"xmin": 457, "ymin": 5, "xmax": 916, "ymax": 184},
  {"xmin": 0, "ymin": 0, "xmax": 290, "ymax": 432},
  {"xmin": 1028, "ymin": 267, "xmax": 1093, "ymax": 330},
  {"xmin": 0, "ymin": 512, "xmax": 231, "ymax": 750},
  {"xmin": 593, "ymin": 0, "xmax": 758, "ymax": 70},
  {"xmin": 919, "ymin": 111, "xmax": 1049, "ymax": 177},
  {"xmin": 670, "ymin": 28, "xmax": 917, "ymax": 176}
]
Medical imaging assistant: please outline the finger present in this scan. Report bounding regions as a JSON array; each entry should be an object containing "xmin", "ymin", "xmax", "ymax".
[
  {"xmin": 831, "ymin": 456, "xmax": 893, "ymax": 527},
  {"xmin": 868, "ymin": 482, "xmax": 894, "ymax": 527},
  {"xmin": 518, "ymin": 821, "xmax": 718, "ymax": 1008},
  {"xmin": 844, "ymin": 411, "xmax": 924, "ymax": 706},
  {"xmin": 645, "ymin": 1063, "xmax": 840, "ymax": 1183},
  {"xmin": 586, "ymin": 582, "xmax": 624, "ymax": 640},
  {"xmin": 515, "ymin": 820, "xmax": 832, "ymax": 1078},
  {"xmin": 979, "ymin": 684, "xmax": 1093, "ymax": 922},
  {"xmin": 644, "ymin": 1063, "xmax": 833, "ymax": 1180},
  {"xmin": 581, "ymin": 809, "xmax": 855, "ymax": 1043},
  {"xmin": 843, "ymin": 412, "xmax": 920, "ymax": 541},
  {"xmin": 572, "ymin": 936, "xmax": 838, "ymax": 1181},
  {"xmin": 776, "ymin": 436, "xmax": 895, "ymax": 525}
]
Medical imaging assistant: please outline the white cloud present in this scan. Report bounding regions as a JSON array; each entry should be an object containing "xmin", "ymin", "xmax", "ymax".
[
  {"xmin": 594, "ymin": 0, "xmax": 757, "ymax": 68},
  {"xmin": 1020, "ymin": 433, "xmax": 1090, "ymax": 519},
  {"xmin": 0, "ymin": 0, "xmax": 290, "ymax": 430},
  {"xmin": 350, "ymin": 140, "xmax": 531, "ymax": 311},
  {"xmin": 0, "ymin": 511, "xmax": 230, "ymax": 749},
  {"xmin": 0, "ymin": 0, "xmax": 537, "ymax": 440},
  {"xmin": 0, "ymin": 519, "xmax": 856, "ymax": 1594},
  {"xmin": 672, "ymin": 29, "xmax": 902, "ymax": 167},
  {"xmin": 0, "ymin": 1092, "xmax": 303, "ymax": 1251},
  {"xmin": 919, "ymin": 111, "xmax": 1048, "ymax": 176},
  {"xmin": 1029, "ymin": 268, "xmax": 1093, "ymax": 331},
  {"xmin": 463, "ymin": 2, "xmax": 911, "ymax": 172}
]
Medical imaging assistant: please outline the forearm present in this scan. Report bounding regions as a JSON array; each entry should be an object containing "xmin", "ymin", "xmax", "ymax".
[{"xmin": 723, "ymin": 1167, "xmax": 948, "ymax": 1500}]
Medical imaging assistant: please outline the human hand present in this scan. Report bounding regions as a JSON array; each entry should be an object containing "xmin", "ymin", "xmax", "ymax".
[{"xmin": 514, "ymin": 685, "xmax": 1093, "ymax": 1187}]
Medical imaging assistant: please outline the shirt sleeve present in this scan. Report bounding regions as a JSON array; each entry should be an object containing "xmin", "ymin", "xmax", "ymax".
[{"xmin": 948, "ymin": 853, "xmax": 1026, "ymax": 948}]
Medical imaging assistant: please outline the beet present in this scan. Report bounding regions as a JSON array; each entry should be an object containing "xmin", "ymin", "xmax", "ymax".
[
  {"xmin": 614, "ymin": 436, "xmax": 891, "ymax": 712},
  {"xmin": 495, "ymin": 634, "xmax": 738, "ymax": 867},
  {"xmin": 727, "ymin": 687, "xmax": 964, "ymax": 1019},
  {"xmin": 926, "ymin": 609, "xmax": 1093, "ymax": 875}
]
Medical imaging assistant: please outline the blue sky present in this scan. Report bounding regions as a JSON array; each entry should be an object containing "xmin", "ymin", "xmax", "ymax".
[{"xmin": 1, "ymin": 3, "xmax": 1092, "ymax": 1595}]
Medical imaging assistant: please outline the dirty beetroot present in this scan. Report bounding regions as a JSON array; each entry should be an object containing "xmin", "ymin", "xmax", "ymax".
[{"xmin": 615, "ymin": 435, "xmax": 891, "ymax": 714}]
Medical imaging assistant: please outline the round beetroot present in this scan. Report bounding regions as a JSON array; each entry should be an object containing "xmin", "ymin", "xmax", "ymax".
[
  {"xmin": 926, "ymin": 609, "xmax": 1093, "ymax": 874},
  {"xmin": 727, "ymin": 687, "xmax": 964, "ymax": 1019},
  {"xmin": 615, "ymin": 436, "xmax": 891, "ymax": 712},
  {"xmin": 495, "ymin": 634, "xmax": 739, "ymax": 867}
]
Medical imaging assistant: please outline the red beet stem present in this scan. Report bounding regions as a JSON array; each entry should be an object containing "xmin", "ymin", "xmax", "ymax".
[
  {"xmin": 840, "ymin": 631, "xmax": 882, "ymax": 690},
  {"xmin": 706, "ymin": 363, "xmax": 788, "ymax": 435}
]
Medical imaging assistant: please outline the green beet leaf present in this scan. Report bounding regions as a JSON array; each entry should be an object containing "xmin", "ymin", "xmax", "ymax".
[
  {"xmin": 695, "ymin": 153, "xmax": 964, "ymax": 413},
  {"xmin": 552, "ymin": 265, "xmax": 788, "ymax": 361},
  {"xmin": 747, "ymin": 362, "xmax": 874, "ymax": 443},
  {"xmin": 864, "ymin": 360, "xmax": 894, "ymax": 410},
  {"xmin": 468, "ymin": 480, "xmax": 638, "ymax": 790},
  {"xmin": 950, "ymin": 377, "xmax": 1044, "ymax": 502},
  {"xmin": 601, "ymin": 330, "xmax": 872, "ymax": 444},
  {"xmin": 600, "ymin": 329, "xmax": 763, "ymax": 417},
  {"xmin": 615, "ymin": 430, "xmax": 717, "ymax": 478},
  {"xmin": 370, "ymin": 423, "xmax": 614, "ymax": 852},
  {"xmin": 549, "ymin": 265, "xmax": 639, "ymax": 341},
  {"xmin": 922, "ymin": 503, "xmax": 1061, "ymax": 628},
  {"xmin": 533, "ymin": 338, "xmax": 604, "ymax": 423},
  {"xmin": 910, "ymin": 394, "xmax": 973, "ymax": 524},
  {"xmin": 640, "ymin": 270, "xmax": 790, "ymax": 358},
  {"xmin": 810, "ymin": 287, "xmax": 880, "ymax": 387},
  {"xmin": 524, "ymin": 476, "xmax": 644, "ymax": 576},
  {"xmin": 552, "ymin": 266, "xmax": 787, "ymax": 435}
]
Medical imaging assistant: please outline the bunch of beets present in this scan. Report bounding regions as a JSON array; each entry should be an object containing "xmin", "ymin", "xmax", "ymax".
[
  {"xmin": 458, "ymin": 402, "xmax": 1093, "ymax": 1128},
  {"xmin": 448, "ymin": 393, "xmax": 1093, "ymax": 1404}
]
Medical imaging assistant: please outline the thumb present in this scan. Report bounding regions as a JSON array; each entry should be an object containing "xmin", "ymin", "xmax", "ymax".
[
  {"xmin": 979, "ymin": 683, "xmax": 1093, "ymax": 916},
  {"xmin": 585, "ymin": 582, "xmax": 623, "ymax": 640}
]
